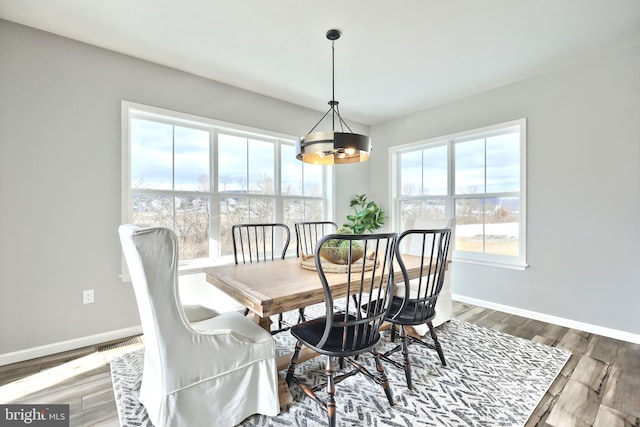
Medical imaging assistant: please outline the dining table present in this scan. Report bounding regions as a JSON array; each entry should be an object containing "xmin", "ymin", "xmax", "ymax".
[{"xmin": 203, "ymin": 254, "xmax": 431, "ymax": 332}]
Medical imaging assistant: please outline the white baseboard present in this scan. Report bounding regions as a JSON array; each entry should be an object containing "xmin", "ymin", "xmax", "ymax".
[
  {"xmin": 0, "ymin": 326, "xmax": 143, "ymax": 367},
  {"xmin": 452, "ymin": 294, "xmax": 640, "ymax": 345}
]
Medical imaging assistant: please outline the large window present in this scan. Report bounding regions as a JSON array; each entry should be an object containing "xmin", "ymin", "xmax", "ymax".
[
  {"xmin": 392, "ymin": 119, "xmax": 526, "ymax": 269},
  {"xmin": 122, "ymin": 102, "xmax": 331, "ymax": 269}
]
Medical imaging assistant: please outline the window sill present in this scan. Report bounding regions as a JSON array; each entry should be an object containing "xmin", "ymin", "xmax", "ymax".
[
  {"xmin": 120, "ymin": 256, "xmax": 235, "ymax": 283},
  {"xmin": 452, "ymin": 256, "xmax": 528, "ymax": 271}
]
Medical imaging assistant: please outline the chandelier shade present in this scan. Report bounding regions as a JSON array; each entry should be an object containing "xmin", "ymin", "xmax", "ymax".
[
  {"xmin": 296, "ymin": 131, "xmax": 371, "ymax": 165},
  {"xmin": 296, "ymin": 29, "xmax": 371, "ymax": 165}
]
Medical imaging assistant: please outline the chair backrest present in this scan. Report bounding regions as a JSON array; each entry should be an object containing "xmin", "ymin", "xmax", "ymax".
[
  {"xmin": 118, "ymin": 225, "xmax": 193, "ymax": 377},
  {"xmin": 314, "ymin": 232, "xmax": 397, "ymax": 354},
  {"xmin": 294, "ymin": 221, "xmax": 338, "ymax": 257},
  {"xmin": 231, "ymin": 223, "xmax": 290, "ymax": 264},
  {"xmin": 401, "ymin": 217, "xmax": 455, "ymax": 261},
  {"xmin": 393, "ymin": 228, "xmax": 452, "ymax": 324}
]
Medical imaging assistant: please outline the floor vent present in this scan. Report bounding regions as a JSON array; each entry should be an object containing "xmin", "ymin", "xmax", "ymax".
[{"xmin": 97, "ymin": 336, "xmax": 143, "ymax": 352}]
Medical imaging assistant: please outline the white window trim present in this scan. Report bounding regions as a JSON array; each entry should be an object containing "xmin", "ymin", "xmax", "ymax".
[
  {"xmin": 389, "ymin": 118, "xmax": 527, "ymax": 270},
  {"xmin": 120, "ymin": 101, "xmax": 334, "ymax": 280}
]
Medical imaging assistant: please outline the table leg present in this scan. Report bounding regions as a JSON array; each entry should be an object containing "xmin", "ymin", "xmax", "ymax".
[
  {"xmin": 247, "ymin": 311, "xmax": 273, "ymax": 332},
  {"xmin": 277, "ymin": 373, "xmax": 293, "ymax": 410},
  {"xmin": 276, "ymin": 346, "xmax": 317, "ymax": 371}
]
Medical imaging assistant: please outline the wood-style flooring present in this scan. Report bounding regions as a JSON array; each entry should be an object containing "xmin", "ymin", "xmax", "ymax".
[{"xmin": 0, "ymin": 301, "xmax": 638, "ymax": 427}]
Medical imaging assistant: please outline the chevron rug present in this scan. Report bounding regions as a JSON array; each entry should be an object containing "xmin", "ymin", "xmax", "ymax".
[{"xmin": 110, "ymin": 319, "xmax": 569, "ymax": 426}]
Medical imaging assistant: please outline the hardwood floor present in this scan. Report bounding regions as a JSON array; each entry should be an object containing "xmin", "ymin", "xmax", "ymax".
[{"xmin": 1, "ymin": 302, "xmax": 639, "ymax": 427}]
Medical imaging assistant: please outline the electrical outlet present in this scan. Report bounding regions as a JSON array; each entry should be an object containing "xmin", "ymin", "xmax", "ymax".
[{"xmin": 83, "ymin": 289, "xmax": 94, "ymax": 304}]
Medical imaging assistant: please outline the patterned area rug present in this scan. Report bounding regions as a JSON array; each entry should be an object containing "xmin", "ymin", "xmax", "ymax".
[{"xmin": 110, "ymin": 319, "xmax": 570, "ymax": 426}]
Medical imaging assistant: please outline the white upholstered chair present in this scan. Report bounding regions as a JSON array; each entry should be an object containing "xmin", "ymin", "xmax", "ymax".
[
  {"xmin": 399, "ymin": 217, "xmax": 455, "ymax": 333},
  {"xmin": 118, "ymin": 224, "xmax": 280, "ymax": 427}
]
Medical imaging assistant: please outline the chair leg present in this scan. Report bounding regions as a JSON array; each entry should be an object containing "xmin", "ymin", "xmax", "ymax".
[
  {"xmin": 372, "ymin": 348, "xmax": 394, "ymax": 405},
  {"xmin": 286, "ymin": 341, "xmax": 303, "ymax": 385},
  {"xmin": 297, "ymin": 308, "xmax": 306, "ymax": 323},
  {"xmin": 390, "ymin": 323, "xmax": 397, "ymax": 342},
  {"xmin": 325, "ymin": 355, "xmax": 336, "ymax": 427},
  {"xmin": 400, "ymin": 325, "xmax": 413, "ymax": 389},
  {"xmin": 427, "ymin": 321, "xmax": 446, "ymax": 366}
]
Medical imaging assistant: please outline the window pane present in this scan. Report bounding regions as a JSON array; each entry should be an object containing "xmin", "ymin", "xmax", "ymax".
[
  {"xmin": 485, "ymin": 197, "xmax": 519, "ymax": 256},
  {"xmin": 455, "ymin": 198, "xmax": 484, "ymax": 253},
  {"xmin": 400, "ymin": 151, "xmax": 422, "ymax": 196},
  {"xmin": 218, "ymin": 134, "xmax": 247, "ymax": 192},
  {"xmin": 174, "ymin": 126, "xmax": 209, "ymax": 191},
  {"xmin": 420, "ymin": 198, "xmax": 447, "ymax": 220},
  {"xmin": 283, "ymin": 198, "xmax": 324, "ymax": 235},
  {"xmin": 399, "ymin": 198, "xmax": 446, "ymax": 226},
  {"xmin": 132, "ymin": 193, "xmax": 173, "ymax": 227},
  {"xmin": 281, "ymin": 145, "xmax": 302, "ymax": 195},
  {"xmin": 304, "ymin": 200, "xmax": 323, "ymax": 221},
  {"xmin": 248, "ymin": 139, "xmax": 274, "ymax": 194},
  {"xmin": 423, "ymin": 145, "xmax": 448, "ymax": 196},
  {"xmin": 175, "ymin": 195, "xmax": 210, "ymax": 259},
  {"xmin": 455, "ymin": 197, "xmax": 520, "ymax": 256},
  {"xmin": 249, "ymin": 198, "xmax": 275, "ymax": 223},
  {"xmin": 283, "ymin": 199, "xmax": 303, "ymax": 225},
  {"xmin": 455, "ymin": 138, "xmax": 485, "ymax": 195},
  {"xmin": 399, "ymin": 200, "xmax": 421, "ymax": 226},
  {"xmin": 486, "ymin": 133, "xmax": 520, "ymax": 193},
  {"xmin": 303, "ymin": 164, "xmax": 323, "ymax": 197},
  {"xmin": 220, "ymin": 196, "xmax": 249, "ymax": 224},
  {"xmin": 219, "ymin": 198, "xmax": 275, "ymax": 253},
  {"xmin": 131, "ymin": 119, "xmax": 173, "ymax": 190},
  {"xmin": 219, "ymin": 197, "xmax": 248, "ymax": 256}
]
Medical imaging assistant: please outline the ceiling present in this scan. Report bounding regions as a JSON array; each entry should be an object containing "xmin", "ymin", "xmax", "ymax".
[{"xmin": 2, "ymin": 0, "xmax": 639, "ymax": 125}]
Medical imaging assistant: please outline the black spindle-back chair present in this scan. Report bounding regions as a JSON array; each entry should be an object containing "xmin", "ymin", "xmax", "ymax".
[
  {"xmin": 231, "ymin": 223, "xmax": 291, "ymax": 332},
  {"xmin": 294, "ymin": 221, "xmax": 338, "ymax": 257},
  {"xmin": 286, "ymin": 232, "xmax": 397, "ymax": 427},
  {"xmin": 382, "ymin": 228, "xmax": 451, "ymax": 389},
  {"xmin": 231, "ymin": 223, "xmax": 290, "ymax": 264}
]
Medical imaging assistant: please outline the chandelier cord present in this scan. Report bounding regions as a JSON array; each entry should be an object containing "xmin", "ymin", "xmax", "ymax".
[
  {"xmin": 332, "ymin": 40, "xmax": 335, "ymax": 131},
  {"xmin": 302, "ymin": 29, "xmax": 355, "ymax": 136}
]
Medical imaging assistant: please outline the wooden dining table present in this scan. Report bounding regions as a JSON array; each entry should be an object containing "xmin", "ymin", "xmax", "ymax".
[{"xmin": 203, "ymin": 254, "xmax": 430, "ymax": 333}]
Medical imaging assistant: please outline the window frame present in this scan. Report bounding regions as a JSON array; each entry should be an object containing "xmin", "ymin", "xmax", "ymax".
[
  {"xmin": 390, "ymin": 118, "xmax": 527, "ymax": 270},
  {"xmin": 121, "ymin": 101, "xmax": 333, "ymax": 278}
]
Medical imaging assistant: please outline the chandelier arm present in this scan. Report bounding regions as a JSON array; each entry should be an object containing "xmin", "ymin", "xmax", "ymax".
[
  {"xmin": 335, "ymin": 104, "xmax": 354, "ymax": 133},
  {"xmin": 307, "ymin": 106, "xmax": 334, "ymax": 134}
]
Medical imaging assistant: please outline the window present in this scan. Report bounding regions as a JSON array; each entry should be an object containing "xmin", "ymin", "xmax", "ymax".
[
  {"xmin": 392, "ymin": 119, "xmax": 527, "ymax": 269},
  {"xmin": 122, "ymin": 102, "xmax": 331, "ymax": 270}
]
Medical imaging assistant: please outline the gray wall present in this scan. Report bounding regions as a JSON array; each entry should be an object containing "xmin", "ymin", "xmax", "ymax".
[
  {"xmin": 0, "ymin": 20, "xmax": 368, "ymax": 360},
  {"xmin": 370, "ymin": 44, "xmax": 640, "ymax": 339}
]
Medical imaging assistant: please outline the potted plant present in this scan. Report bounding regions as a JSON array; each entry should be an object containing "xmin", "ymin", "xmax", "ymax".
[
  {"xmin": 343, "ymin": 193, "xmax": 386, "ymax": 235},
  {"xmin": 319, "ymin": 194, "xmax": 386, "ymax": 264},
  {"xmin": 319, "ymin": 226, "xmax": 364, "ymax": 264}
]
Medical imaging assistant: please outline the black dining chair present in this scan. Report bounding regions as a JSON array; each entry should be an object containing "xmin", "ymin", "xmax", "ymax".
[
  {"xmin": 381, "ymin": 228, "xmax": 452, "ymax": 389},
  {"xmin": 231, "ymin": 223, "xmax": 290, "ymax": 264},
  {"xmin": 294, "ymin": 221, "xmax": 338, "ymax": 257},
  {"xmin": 286, "ymin": 232, "xmax": 397, "ymax": 427},
  {"xmin": 231, "ymin": 223, "xmax": 291, "ymax": 332},
  {"xmin": 292, "ymin": 221, "xmax": 339, "ymax": 323}
]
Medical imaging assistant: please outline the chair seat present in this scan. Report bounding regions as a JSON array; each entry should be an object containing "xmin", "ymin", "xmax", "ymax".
[
  {"xmin": 291, "ymin": 313, "xmax": 382, "ymax": 356},
  {"xmin": 386, "ymin": 296, "xmax": 436, "ymax": 326}
]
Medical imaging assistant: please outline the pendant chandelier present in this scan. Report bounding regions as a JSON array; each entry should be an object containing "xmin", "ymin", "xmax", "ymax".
[{"xmin": 296, "ymin": 29, "xmax": 371, "ymax": 165}]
